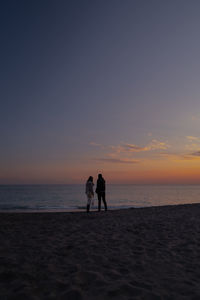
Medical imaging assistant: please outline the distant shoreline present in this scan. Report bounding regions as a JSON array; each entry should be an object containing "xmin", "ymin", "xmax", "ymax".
[{"xmin": 0, "ymin": 202, "xmax": 200, "ymax": 214}]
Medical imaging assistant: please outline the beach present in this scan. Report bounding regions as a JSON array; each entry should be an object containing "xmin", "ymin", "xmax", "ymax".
[{"xmin": 1, "ymin": 204, "xmax": 200, "ymax": 300}]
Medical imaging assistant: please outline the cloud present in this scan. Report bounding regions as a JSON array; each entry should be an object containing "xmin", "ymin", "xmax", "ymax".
[
  {"xmin": 95, "ymin": 158, "xmax": 140, "ymax": 164},
  {"xmin": 180, "ymin": 155, "xmax": 199, "ymax": 160},
  {"xmin": 110, "ymin": 139, "xmax": 169, "ymax": 154},
  {"xmin": 146, "ymin": 139, "xmax": 169, "ymax": 151},
  {"xmin": 120, "ymin": 144, "xmax": 146, "ymax": 152},
  {"xmin": 191, "ymin": 151, "xmax": 200, "ymax": 157},
  {"xmin": 186, "ymin": 136, "xmax": 200, "ymax": 141},
  {"xmin": 159, "ymin": 152, "xmax": 180, "ymax": 160},
  {"xmin": 90, "ymin": 139, "xmax": 169, "ymax": 154},
  {"xmin": 90, "ymin": 139, "xmax": 169, "ymax": 164},
  {"xmin": 159, "ymin": 151, "xmax": 200, "ymax": 161},
  {"xmin": 185, "ymin": 136, "xmax": 200, "ymax": 151},
  {"xmin": 90, "ymin": 142, "xmax": 103, "ymax": 147}
]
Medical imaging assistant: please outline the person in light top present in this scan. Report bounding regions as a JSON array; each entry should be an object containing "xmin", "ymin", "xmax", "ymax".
[{"xmin": 85, "ymin": 176, "xmax": 94, "ymax": 212}]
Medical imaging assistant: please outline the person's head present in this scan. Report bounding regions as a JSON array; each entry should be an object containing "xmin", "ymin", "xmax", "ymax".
[
  {"xmin": 98, "ymin": 174, "xmax": 103, "ymax": 180},
  {"xmin": 87, "ymin": 176, "xmax": 93, "ymax": 183}
]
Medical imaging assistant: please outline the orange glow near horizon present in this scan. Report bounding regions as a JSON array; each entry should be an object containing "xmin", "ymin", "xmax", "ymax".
[{"xmin": 2, "ymin": 157, "xmax": 200, "ymax": 184}]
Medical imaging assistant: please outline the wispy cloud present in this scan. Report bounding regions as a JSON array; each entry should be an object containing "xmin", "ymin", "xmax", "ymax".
[
  {"xmin": 95, "ymin": 158, "xmax": 140, "ymax": 164},
  {"xmin": 186, "ymin": 136, "xmax": 200, "ymax": 141},
  {"xmin": 191, "ymin": 151, "xmax": 200, "ymax": 157},
  {"xmin": 90, "ymin": 142, "xmax": 103, "ymax": 147},
  {"xmin": 110, "ymin": 139, "xmax": 169, "ymax": 154},
  {"xmin": 159, "ymin": 151, "xmax": 200, "ymax": 161},
  {"xmin": 146, "ymin": 139, "xmax": 170, "ymax": 151},
  {"xmin": 185, "ymin": 136, "xmax": 200, "ymax": 151},
  {"xmin": 181, "ymin": 155, "xmax": 200, "ymax": 160},
  {"xmin": 90, "ymin": 139, "xmax": 170, "ymax": 164},
  {"xmin": 110, "ymin": 144, "xmax": 145, "ymax": 153}
]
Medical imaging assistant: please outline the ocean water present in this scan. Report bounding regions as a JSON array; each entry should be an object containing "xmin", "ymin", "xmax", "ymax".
[{"xmin": 0, "ymin": 184, "xmax": 200, "ymax": 212}]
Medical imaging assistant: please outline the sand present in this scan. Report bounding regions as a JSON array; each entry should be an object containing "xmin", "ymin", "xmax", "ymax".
[{"xmin": 1, "ymin": 204, "xmax": 200, "ymax": 300}]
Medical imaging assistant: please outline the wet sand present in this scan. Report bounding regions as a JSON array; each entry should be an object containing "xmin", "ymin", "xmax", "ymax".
[{"xmin": 1, "ymin": 204, "xmax": 200, "ymax": 299}]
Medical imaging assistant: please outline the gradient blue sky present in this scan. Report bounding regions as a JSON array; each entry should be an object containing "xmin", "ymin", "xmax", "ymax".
[{"xmin": 1, "ymin": 0, "xmax": 200, "ymax": 184}]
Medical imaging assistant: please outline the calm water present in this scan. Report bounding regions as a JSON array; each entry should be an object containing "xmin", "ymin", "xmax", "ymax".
[{"xmin": 0, "ymin": 184, "xmax": 200, "ymax": 212}]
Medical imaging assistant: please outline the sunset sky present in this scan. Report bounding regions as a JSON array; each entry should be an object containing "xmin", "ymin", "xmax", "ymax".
[{"xmin": 1, "ymin": 0, "xmax": 200, "ymax": 184}]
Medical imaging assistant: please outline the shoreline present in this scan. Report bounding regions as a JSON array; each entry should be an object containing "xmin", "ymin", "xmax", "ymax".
[{"xmin": 0, "ymin": 202, "xmax": 199, "ymax": 214}]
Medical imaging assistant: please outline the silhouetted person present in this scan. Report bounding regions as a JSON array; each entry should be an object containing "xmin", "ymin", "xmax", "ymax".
[
  {"xmin": 85, "ymin": 176, "xmax": 94, "ymax": 213},
  {"xmin": 96, "ymin": 174, "xmax": 107, "ymax": 211}
]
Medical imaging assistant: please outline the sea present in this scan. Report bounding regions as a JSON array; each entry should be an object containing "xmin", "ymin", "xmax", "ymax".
[{"xmin": 0, "ymin": 184, "xmax": 200, "ymax": 212}]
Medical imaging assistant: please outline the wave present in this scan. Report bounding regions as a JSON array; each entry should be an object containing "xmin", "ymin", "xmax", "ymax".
[{"xmin": 0, "ymin": 204, "xmax": 141, "ymax": 212}]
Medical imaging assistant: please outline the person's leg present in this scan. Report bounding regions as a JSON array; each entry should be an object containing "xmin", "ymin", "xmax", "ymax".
[
  {"xmin": 98, "ymin": 193, "xmax": 101, "ymax": 211},
  {"xmin": 102, "ymin": 192, "xmax": 107, "ymax": 211},
  {"xmin": 87, "ymin": 197, "xmax": 91, "ymax": 213}
]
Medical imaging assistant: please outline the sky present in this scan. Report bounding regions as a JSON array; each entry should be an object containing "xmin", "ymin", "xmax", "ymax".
[{"xmin": 1, "ymin": 0, "xmax": 200, "ymax": 184}]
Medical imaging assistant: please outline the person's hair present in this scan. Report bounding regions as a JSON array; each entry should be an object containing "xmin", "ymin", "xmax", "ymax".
[
  {"xmin": 98, "ymin": 174, "xmax": 103, "ymax": 180},
  {"xmin": 87, "ymin": 176, "xmax": 93, "ymax": 183}
]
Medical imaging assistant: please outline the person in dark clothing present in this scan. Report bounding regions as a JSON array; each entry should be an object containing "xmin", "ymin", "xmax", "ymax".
[{"xmin": 95, "ymin": 174, "xmax": 107, "ymax": 211}]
